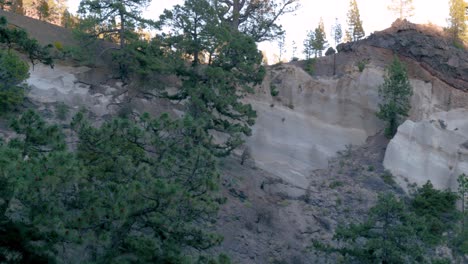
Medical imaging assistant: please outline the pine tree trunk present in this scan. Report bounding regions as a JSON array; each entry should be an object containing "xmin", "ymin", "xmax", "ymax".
[{"xmin": 232, "ymin": 0, "xmax": 240, "ymax": 30}]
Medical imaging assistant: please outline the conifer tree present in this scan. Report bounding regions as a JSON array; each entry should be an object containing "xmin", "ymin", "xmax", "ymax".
[
  {"xmin": 291, "ymin": 40, "xmax": 297, "ymax": 60},
  {"xmin": 313, "ymin": 18, "xmax": 328, "ymax": 57},
  {"xmin": 212, "ymin": 0, "xmax": 299, "ymax": 41},
  {"xmin": 448, "ymin": 0, "xmax": 468, "ymax": 41},
  {"xmin": 388, "ymin": 0, "xmax": 415, "ymax": 19},
  {"xmin": 78, "ymin": 0, "xmax": 155, "ymax": 48},
  {"xmin": 36, "ymin": 0, "xmax": 50, "ymax": 21},
  {"xmin": 331, "ymin": 18, "xmax": 343, "ymax": 47},
  {"xmin": 277, "ymin": 33, "xmax": 286, "ymax": 62},
  {"xmin": 303, "ymin": 30, "xmax": 314, "ymax": 59},
  {"xmin": 160, "ymin": 0, "xmax": 216, "ymax": 65},
  {"xmin": 0, "ymin": 50, "xmax": 29, "ymax": 113},
  {"xmin": 376, "ymin": 56, "xmax": 412, "ymax": 138},
  {"xmin": 347, "ymin": 0, "xmax": 365, "ymax": 41},
  {"xmin": 335, "ymin": 194, "xmax": 425, "ymax": 263}
]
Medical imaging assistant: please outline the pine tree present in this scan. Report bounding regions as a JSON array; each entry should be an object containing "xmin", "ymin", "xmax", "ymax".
[
  {"xmin": 36, "ymin": 0, "xmax": 50, "ymax": 21},
  {"xmin": 154, "ymin": 0, "xmax": 265, "ymax": 155},
  {"xmin": 78, "ymin": 0, "xmax": 155, "ymax": 49},
  {"xmin": 376, "ymin": 56, "xmax": 413, "ymax": 138},
  {"xmin": 277, "ymin": 34, "xmax": 286, "ymax": 62},
  {"xmin": 331, "ymin": 18, "xmax": 343, "ymax": 47},
  {"xmin": 160, "ymin": 0, "xmax": 216, "ymax": 65},
  {"xmin": 347, "ymin": 0, "xmax": 365, "ymax": 41},
  {"xmin": 291, "ymin": 40, "xmax": 298, "ymax": 60},
  {"xmin": 0, "ymin": 110, "xmax": 226, "ymax": 262},
  {"xmin": 335, "ymin": 194, "xmax": 425, "ymax": 263},
  {"xmin": 303, "ymin": 30, "xmax": 314, "ymax": 59},
  {"xmin": 0, "ymin": 50, "xmax": 29, "ymax": 113},
  {"xmin": 388, "ymin": 0, "xmax": 415, "ymax": 19},
  {"xmin": 212, "ymin": 0, "xmax": 299, "ymax": 41},
  {"xmin": 312, "ymin": 18, "xmax": 328, "ymax": 57},
  {"xmin": 448, "ymin": 0, "xmax": 468, "ymax": 41}
]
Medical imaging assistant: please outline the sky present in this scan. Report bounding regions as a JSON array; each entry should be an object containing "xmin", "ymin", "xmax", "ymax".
[{"xmin": 67, "ymin": 0, "xmax": 450, "ymax": 62}]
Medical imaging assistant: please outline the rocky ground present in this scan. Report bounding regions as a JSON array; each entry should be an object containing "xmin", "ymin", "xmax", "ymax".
[{"xmin": 211, "ymin": 133, "xmax": 401, "ymax": 263}]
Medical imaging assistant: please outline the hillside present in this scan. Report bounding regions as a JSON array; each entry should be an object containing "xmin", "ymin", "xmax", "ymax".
[{"xmin": 0, "ymin": 10, "xmax": 467, "ymax": 264}]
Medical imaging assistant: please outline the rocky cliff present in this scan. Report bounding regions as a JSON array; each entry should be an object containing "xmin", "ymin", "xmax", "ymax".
[{"xmin": 7, "ymin": 15, "xmax": 468, "ymax": 262}]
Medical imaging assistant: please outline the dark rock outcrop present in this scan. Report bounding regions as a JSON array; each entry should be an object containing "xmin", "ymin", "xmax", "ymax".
[{"xmin": 338, "ymin": 19, "xmax": 468, "ymax": 91}]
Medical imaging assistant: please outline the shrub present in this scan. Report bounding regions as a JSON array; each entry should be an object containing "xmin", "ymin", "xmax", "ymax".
[
  {"xmin": 304, "ymin": 58, "xmax": 316, "ymax": 75},
  {"xmin": 55, "ymin": 102, "xmax": 70, "ymax": 120},
  {"xmin": 381, "ymin": 170, "xmax": 396, "ymax": 185},
  {"xmin": 357, "ymin": 59, "xmax": 367, "ymax": 72},
  {"xmin": 53, "ymin": 41, "xmax": 63, "ymax": 51},
  {"xmin": 329, "ymin": 181, "xmax": 344, "ymax": 189},
  {"xmin": 270, "ymin": 84, "xmax": 279, "ymax": 97}
]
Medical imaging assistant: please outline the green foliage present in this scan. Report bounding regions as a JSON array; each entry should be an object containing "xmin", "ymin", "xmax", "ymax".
[
  {"xmin": 357, "ymin": 59, "xmax": 368, "ymax": 72},
  {"xmin": 346, "ymin": 0, "xmax": 365, "ymax": 41},
  {"xmin": 452, "ymin": 229, "xmax": 468, "ymax": 254},
  {"xmin": 457, "ymin": 173, "xmax": 468, "ymax": 234},
  {"xmin": 156, "ymin": 3, "xmax": 266, "ymax": 155},
  {"xmin": 270, "ymin": 84, "xmax": 279, "ymax": 97},
  {"xmin": 334, "ymin": 193, "xmax": 425, "ymax": 263},
  {"xmin": 313, "ymin": 18, "xmax": 328, "ymax": 57},
  {"xmin": 448, "ymin": 0, "xmax": 467, "ymax": 41},
  {"xmin": 212, "ymin": 0, "xmax": 299, "ymax": 42},
  {"xmin": 0, "ymin": 50, "xmax": 29, "ymax": 113},
  {"xmin": 9, "ymin": 110, "xmax": 65, "ymax": 156},
  {"xmin": 55, "ymin": 102, "xmax": 69, "ymax": 120},
  {"xmin": 53, "ymin": 41, "xmax": 63, "ymax": 51},
  {"xmin": 329, "ymin": 181, "xmax": 344, "ymax": 189},
  {"xmin": 0, "ymin": 110, "xmax": 225, "ymax": 262},
  {"xmin": 0, "ymin": 16, "xmax": 54, "ymax": 67},
  {"xmin": 37, "ymin": 0, "xmax": 50, "ymax": 21},
  {"xmin": 320, "ymin": 182, "xmax": 461, "ymax": 263},
  {"xmin": 78, "ymin": 0, "xmax": 156, "ymax": 48},
  {"xmin": 160, "ymin": 0, "xmax": 217, "ymax": 66},
  {"xmin": 410, "ymin": 181, "xmax": 459, "ymax": 245},
  {"xmin": 304, "ymin": 58, "xmax": 316, "ymax": 75},
  {"xmin": 331, "ymin": 18, "xmax": 343, "ymax": 46},
  {"xmin": 303, "ymin": 30, "xmax": 314, "ymax": 59},
  {"xmin": 381, "ymin": 170, "xmax": 396, "ymax": 185},
  {"xmin": 376, "ymin": 56, "xmax": 412, "ymax": 138},
  {"xmin": 304, "ymin": 18, "xmax": 328, "ymax": 58}
]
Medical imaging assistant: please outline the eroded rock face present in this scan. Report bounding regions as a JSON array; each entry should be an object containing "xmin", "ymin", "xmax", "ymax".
[
  {"xmin": 384, "ymin": 109, "xmax": 468, "ymax": 190},
  {"xmin": 244, "ymin": 64, "xmax": 385, "ymax": 186}
]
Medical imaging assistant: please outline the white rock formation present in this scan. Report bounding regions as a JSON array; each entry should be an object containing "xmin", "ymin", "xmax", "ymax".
[
  {"xmin": 384, "ymin": 109, "xmax": 468, "ymax": 191},
  {"xmin": 26, "ymin": 64, "xmax": 117, "ymax": 116},
  {"xmin": 244, "ymin": 65, "xmax": 387, "ymax": 186}
]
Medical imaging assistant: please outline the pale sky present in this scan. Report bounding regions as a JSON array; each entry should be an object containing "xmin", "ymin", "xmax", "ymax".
[{"xmin": 68, "ymin": 0, "xmax": 450, "ymax": 61}]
